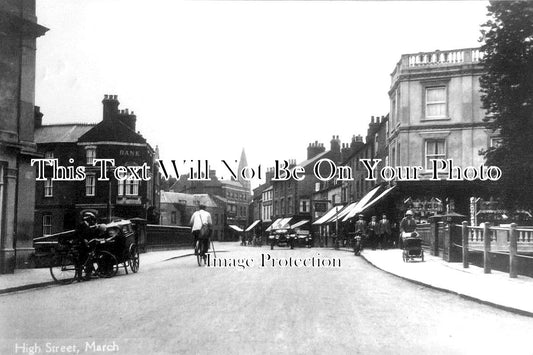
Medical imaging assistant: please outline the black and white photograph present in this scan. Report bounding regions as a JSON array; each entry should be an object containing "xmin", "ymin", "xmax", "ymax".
[{"xmin": 1, "ymin": 0, "xmax": 533, "ymax": 354}]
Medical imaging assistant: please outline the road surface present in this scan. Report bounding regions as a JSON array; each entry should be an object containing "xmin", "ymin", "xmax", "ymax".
[{"xmin": 1, "ymin": 243, "xmax": 532, "ymax": 354}]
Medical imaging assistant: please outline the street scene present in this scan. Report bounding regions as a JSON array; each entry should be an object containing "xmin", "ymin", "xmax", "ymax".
[
  {"xmin": 1, "ymin": 0, "xmax": 533, "ymax": 354},
  {"xmin": 2, "ymin": 244, "xmax": 533, "ymax": 355}
]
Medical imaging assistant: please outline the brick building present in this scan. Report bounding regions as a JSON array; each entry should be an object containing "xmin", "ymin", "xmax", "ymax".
[{"xmin": 34, "ymin": 95, "xmax": 160, "ymax": 237}]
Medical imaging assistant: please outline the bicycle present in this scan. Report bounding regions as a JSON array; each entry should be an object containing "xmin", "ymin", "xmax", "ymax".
[
  {"xmin": 194, "ymin": 237, "xmax": 209, "ymax": 266},
  {"xmin": 50, "ymin": 239, "xmax": 118, "ymax": 284}
]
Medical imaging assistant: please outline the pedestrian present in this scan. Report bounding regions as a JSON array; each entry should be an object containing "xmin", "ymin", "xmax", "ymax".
[
  {"xmin": 378, "ymin": 214, "xmax": 392, "ymax": 249},
  {"xmin": 368, "ymin": 216, "xmax": 378, "ymax": 250},
  {"xmin": 190, "ymin": 204, "xmax": 212, "ymax": 261},
  {"xmin": 354, "ymin": 214, "xmax": 367, "ymax": 250},
  {"xmin": 75, "ymin": 211, "xmax": 98, "ymax": 279},
  {"xmin": 399, "ymin": 210, "xmax": 417, "ymax": 248}
]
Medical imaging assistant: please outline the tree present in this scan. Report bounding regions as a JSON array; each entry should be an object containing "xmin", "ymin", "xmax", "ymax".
[{"xmin": 480, "ymin": 1, "xmax": 533, "ymax": 211}]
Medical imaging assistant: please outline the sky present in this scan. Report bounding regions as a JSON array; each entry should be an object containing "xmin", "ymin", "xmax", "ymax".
[{"xmin": 35, "ymin": 0, "xmax": 489, "ymax": 186}]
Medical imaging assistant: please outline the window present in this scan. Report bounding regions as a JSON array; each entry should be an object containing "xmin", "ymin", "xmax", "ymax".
[
  {"xmin": 42, "ymin": 214, "xmax": 52, "ymax": 235},
  {"xmin": 171, "ymin": 211, "xmax": 177, "ymax": 224},
  {"xmin": 214, "ymin": 214, "xmax": 219, "ymax": 225},
  {"xmin": 300, "ymin": 200, "xmax": 308, "ymax": 213},
  {"xmin": 425, "ymin": 87, "xmax": 446, "ymax": 118},
  {"xmin": 425, "ymin": 139, "xmax": 446, "ymax": 169},
  {"xmin": 85, "ymin": 146, "xmax": 96, "ymax": 165},
  {"xmin": 44, "ymin": 179, "xmax": 53, "ymax": 197},
  {"xmin": 85, "ymin": 174, "xmax": 95, "ymax": 196},
  {"xmin": 118, "ymin": 177, "xmax": 139, "ymax": 196},
  {"xmin": 397, "ymin": 142, "xmax": 401, "ymax": 166}
]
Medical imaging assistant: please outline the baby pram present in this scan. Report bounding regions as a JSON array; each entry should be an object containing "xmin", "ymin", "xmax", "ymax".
[{"xmin": 402, "ymin": 232, "xmax": 424, "ymax": 262}]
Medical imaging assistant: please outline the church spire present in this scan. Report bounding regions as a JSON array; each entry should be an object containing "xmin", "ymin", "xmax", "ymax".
[{"xmin": 237, "ymin": 148, "xmax": 251, "ymax": 194}]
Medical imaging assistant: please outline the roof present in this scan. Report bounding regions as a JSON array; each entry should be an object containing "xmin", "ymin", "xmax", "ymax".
[
  {"xmin": 160, "ymin": 191, "xmax": 218, "ymax": 208},
  {"xmin": 35, "ymin": 124, "xmax": 95, "ymax": 144},
  {"xmin": 221, "ymin": 179, "xmax": 245, "ymax": 188},
  {"xmin": 298, "ymin": 150, "xmax": 330, "ymax": 169},
  {"xmin": 79, "ymin": 119, "xmax": 146, "ymax": 144}
]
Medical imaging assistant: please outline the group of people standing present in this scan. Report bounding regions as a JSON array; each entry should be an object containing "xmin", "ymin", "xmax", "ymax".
[{"xmin": 354, "ymin": 214, "xmax": 394, "ymax": 250}]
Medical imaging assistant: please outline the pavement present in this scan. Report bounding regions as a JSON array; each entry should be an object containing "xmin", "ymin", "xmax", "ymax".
[
  {"xmin": 361, "ymin": 248, "xmax": 533, "ymax": 317},
  {"xmin": 1, "ymin": 243, "xmax": 533, "ymax": 317}
]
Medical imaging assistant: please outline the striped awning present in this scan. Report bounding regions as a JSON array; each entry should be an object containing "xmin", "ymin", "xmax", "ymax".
[
  {"xmin": 343, "ymin": 185, "xmax": 382, "ymax": 221},
  {"xmin": 290, "ymin": 220, "xmax": 309, "ymax": 229},
  {"xmin": 245, "ymin": 220, "xmax": 261, "ymax": 232},
  {"xmin": 313, "ymin": 205, "xmax": 345, "ymax": 225},
  {"xmin": 327, "ymin": 202, "xmax": 358, "ymax": 223},
  {"xmin": 228, "ymin": 225, "xmax": 243, "ymax": 232},
  {"xmin": 358, "ymin": 186, "xmax": 396, "ymax": 213}
]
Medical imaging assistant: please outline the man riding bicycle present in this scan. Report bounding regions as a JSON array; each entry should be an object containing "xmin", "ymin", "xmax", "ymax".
[{"xmin": 190, "ymin": 204, "xmax": 212, "ymax": 261}]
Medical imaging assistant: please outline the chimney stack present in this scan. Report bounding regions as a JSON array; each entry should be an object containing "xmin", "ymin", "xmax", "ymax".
[
  {"xmin": 34, "ymin": 106, "xmax": 43, "ymax": 128},
  {"xmin": 102, "ymin": 94, "xmax": 137, "ymax": 131},
  {"xmin": 102, "ymin": 94, "xmax": 120, "ymax": 121},
  {"xmin": 307, "ymin": 140, "xmax": 326, "ymax": 159},
  {"xmin": 330, "ymin": 135, "xmax": 341, "ymax": 153},
  {"xmin": 350, "ymin": 134, "xmax": 365, "ymax": 153}
]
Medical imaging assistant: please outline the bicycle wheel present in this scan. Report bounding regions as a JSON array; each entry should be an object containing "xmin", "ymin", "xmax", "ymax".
[
  {"xmin": 50, "ymin": 253, "xmax": 77, "ymax": 284},
  {"xmin": 129, "ymin": 244, "xmax": 140, "ymax": 273},
  {"xmin": 95, "ymin": 251, "xmax": 118, "ymax": 278},
  {"xmin": 195, "ymin": 240, "xmax": 202, "ymax": 266}
]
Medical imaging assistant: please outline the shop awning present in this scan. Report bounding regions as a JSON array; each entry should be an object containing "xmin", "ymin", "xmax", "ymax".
[
  {"xmin": 329, "ymin": 202, "xmax": 358, "ymax": 223},
  {"xmin": 313, "ymin": 205, "xmax": 345, "ymax": 225},
  {"xmin": 358, "ymin": 186, "xmax": 396, "ymax": 213},
  {"xmin": 278, "ymin": 217, "xmax": 293, "ymax": 229},
  {"xmin": 289, "ymin": 220, "xmax": 309, "ymax": 229},
  {"xmin": 265, "ymin": 218, "xmax": 282, "ymax": 232},
  {"xmin": 245, "ymin": 220, "xmax": 261, "ymax": 232},
  {"xmin": 343, "ymin": 185, "xmax": 382, "ymax": 221},
  {"xmin": 228, "ymin": 225, "xmax": 243, "ymax": 232},
  {"xmin": 266, "ymin": 217, "xmax": 292, "ymax": 231}
]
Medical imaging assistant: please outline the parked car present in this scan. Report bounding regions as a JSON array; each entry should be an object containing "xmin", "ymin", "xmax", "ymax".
[{"xmin": 269, "ymin": 229, "xmax": 295, "ymax": 249}]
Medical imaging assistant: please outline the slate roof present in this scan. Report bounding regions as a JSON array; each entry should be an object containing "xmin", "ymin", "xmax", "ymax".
[
  {"xmin": 78, "ymin": 119, "xmax": 146, "ymax": 144},
  {"xmin": 298, "ymin": 150, "xmax": 330, "ymax": 169},
  {"xmin": 34, "ymin": 124, "xmax": 95, "ymax": 144}
]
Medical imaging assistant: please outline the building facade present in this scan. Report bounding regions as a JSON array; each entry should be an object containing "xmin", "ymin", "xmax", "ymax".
[
  {"xmin": 0, "ymin": 1, "xmax": 47, "ymax": 272},
  {"xmin": 387, "ymin": 48, "xmax": 492, "ymax": 219},
  {"xmin": 34, "ymin": 95, "xmax": 160, "ymax": 237}
]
